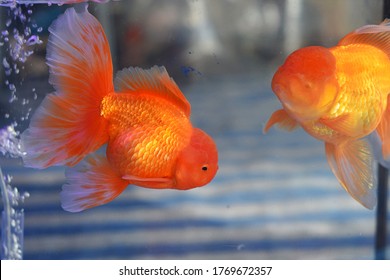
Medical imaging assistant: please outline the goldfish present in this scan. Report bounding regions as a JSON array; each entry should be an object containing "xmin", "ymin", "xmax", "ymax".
[
  {"xmin": 264, "ymin": 20, "xmax": 390, "ymax": 209},
  {"xmin": 20, "ymin": 6, "xmax": 218, "ymax": 212}
]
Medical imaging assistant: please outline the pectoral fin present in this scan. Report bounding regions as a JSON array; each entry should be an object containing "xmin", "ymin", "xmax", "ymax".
[
  {"xmin": 325, "ymin": 140, "xmax": 376, "ymax": 209},
  {"xmin": 319, "ymin": 114, "xmax": 358, "ymax": 137},
  {"xmin": 122, "ymin": 174, "xmax": 173, "ymax": 189},
  {"xmin": 263, "ymin": 109, "xmax": 298, "ymax": 133}
]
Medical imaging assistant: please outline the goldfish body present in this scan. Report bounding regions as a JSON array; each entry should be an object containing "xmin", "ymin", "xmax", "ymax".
[
  {"xmin": 20, "ymin": 6, "xmax": 218, "ymax": 212},
  {"xmin": 265, "ymin": 20, "xmax": 390, "ymax": 209}
]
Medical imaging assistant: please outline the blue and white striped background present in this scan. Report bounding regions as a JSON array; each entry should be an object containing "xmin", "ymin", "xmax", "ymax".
[{"xmin": 1, "ymin": 72, "xmax": 388, "ymax": 259}]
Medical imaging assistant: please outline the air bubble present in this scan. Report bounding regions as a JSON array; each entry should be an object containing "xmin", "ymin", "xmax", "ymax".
[
  {"xmin": 26, "ymin": 35, "xmax": 42, "ymax": 46},
  {"xmin": 3, "ymin": 57, "xmax": 10, "ymax": 68},
  {"xmin": 9, "ymin": 84, "xmax": 16, "ymax": 91}
]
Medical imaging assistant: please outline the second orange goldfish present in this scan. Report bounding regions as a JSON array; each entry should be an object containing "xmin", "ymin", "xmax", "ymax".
[
  {"xmin": 265, "ymin": 20, "xmax": 390, "ymax": 209},
  {"xmin": 20, "ymin": 6, "xmax": 218, "ymax": 212}
]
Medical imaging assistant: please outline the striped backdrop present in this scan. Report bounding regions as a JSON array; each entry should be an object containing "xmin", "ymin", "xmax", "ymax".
[{"xmin": 1, "ymin": 72, "xmax": 388, "ymax": 259}]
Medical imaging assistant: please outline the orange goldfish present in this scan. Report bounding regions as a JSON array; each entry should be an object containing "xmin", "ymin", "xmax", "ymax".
[
  {"xmin": 264, "ymin": 20, "xmax": 390, "ymax": 209},
  {"xmin": 20, "ymin": 6, "xmax": 218, "ymax": 212}
]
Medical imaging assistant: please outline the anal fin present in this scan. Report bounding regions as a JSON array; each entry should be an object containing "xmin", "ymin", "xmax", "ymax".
[
  {"xmin": 61, "ymin": 154, "xmax": 128, "ymax": 212},
  {"xmin": 325, "ymin": 140, "xmax": 376, "ymax": 209}
]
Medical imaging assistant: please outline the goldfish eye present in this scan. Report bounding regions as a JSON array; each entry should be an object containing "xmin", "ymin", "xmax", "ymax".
[{"xmin": 202, "ymin": 165, "xmax": 208, "ymax": 171}]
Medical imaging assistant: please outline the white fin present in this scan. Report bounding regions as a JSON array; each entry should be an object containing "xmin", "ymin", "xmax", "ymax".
[
  {"xmin": 61, "ymin": 154, "xmax": 128, "ymax": 212},
  {"xmin": 325, "ymin": 140, "xmax": 376, "ymax": 209}
]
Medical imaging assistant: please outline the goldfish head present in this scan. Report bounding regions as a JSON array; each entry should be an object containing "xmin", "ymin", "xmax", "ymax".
[
  {"xmin": 174, "ymin": 128, "xmax": 218, "ymax": 190},
  {"xmin": 272, "ymin": 46, "xmax": 339, "ymax": 122}
]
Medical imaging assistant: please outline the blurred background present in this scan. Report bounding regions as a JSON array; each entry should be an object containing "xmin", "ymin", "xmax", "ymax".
[{"xmin": 0, "ymin": 0, "xmax": 388, "ymax": 259}]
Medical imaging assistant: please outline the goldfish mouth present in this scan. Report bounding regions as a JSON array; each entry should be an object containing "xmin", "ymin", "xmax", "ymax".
[
  {"xmin": 273, "ymin": 84, "xmax": 288, "ymax": 102},
  {"xmin": 273, "ymin": 85, "xmax": 296, "ymax": 112}
]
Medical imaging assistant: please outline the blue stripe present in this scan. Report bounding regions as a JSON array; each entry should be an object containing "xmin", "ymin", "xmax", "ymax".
[
  {"xmin": 23, "ymin": 235, "xmax": 375, "ymax": 260},
  {"xmin": 23, "ymin": 210, "xmax": 375, "ymax": 237},
  {"xmin": 20, "ymin": 186, "xmax": 345, "ymax": 213}
]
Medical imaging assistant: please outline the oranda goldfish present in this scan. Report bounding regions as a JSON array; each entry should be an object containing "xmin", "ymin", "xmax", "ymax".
[
  {"xmin": 264, "ymin": 20, "xmax": 390, "ymax": 209},
  {"xmin": 20, "ymin": 6, "xmax": 218, "ymax": 212}
]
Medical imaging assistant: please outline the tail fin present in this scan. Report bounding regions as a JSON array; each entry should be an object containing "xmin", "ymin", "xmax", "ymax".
[
  {"xmin": 325, "ymin": 140, "xmax": 376, "ymax": 209},
  {"xmin": 61, "ymin": 153, "xmax": 128, "ymax": 212},
  {"xmin": 21, "ymin": 6, "xmax": 113, "ymax": 168}
]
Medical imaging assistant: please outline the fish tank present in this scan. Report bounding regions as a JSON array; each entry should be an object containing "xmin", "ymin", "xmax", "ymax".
[{"xmin": 0, "ymin": 0, "xmax": 388, "ymax": 260}]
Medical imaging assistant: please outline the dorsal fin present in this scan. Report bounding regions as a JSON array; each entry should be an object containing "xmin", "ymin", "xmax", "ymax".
[
  {"xmin": 114, "ymin": 66, "xmax": 191, "ymax": 116},
  {"xmin": 338, "ymin": 19, "xmax": 390, "ymax": 58}
]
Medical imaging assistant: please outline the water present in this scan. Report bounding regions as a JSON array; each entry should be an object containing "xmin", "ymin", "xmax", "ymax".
[
  {"xmin": 0, "ymin": 124, "xmax": 27, "ymax": 259},
  {"xmin": 0, "ymin": 0, "xmax": 388, "ymax": 260},
  {"xmin": 0, "ymin": 4, "xmax": 42, "ymax": 258}
]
